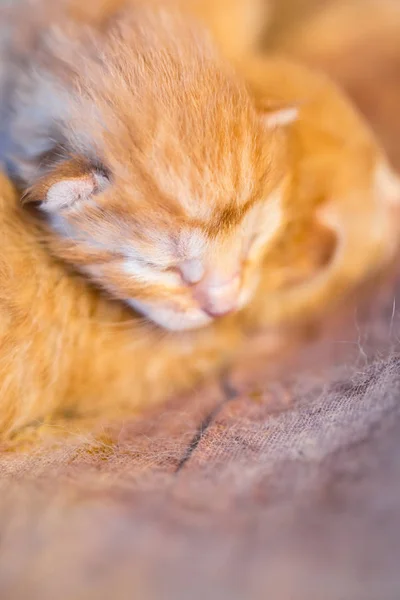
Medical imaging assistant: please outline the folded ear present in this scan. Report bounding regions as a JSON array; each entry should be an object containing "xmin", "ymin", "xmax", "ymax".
[
  {"xmin": 42, "ymin": 172, "xmax": 109, "ymax": 212},
  {"xmin": 23, "ymin": 164, "xmax": 109, "ymax": 212},
  {"xmin": 260, "ymin": 106, "xmax": 299, "ymax": 129},
  {"xmin": 256, "ymin": 100, "xmax": 299, "ymax": 129},
  {"xmin": 261, "ymin": 106, "xmax": 299, "ymax": 129}
]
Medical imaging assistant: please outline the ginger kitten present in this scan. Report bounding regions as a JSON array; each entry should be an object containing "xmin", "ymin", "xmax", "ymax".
[
  {"xmin": 1, "ymin": 0, "xmax": 399, "ymax": 336},
  {"xmin": 0, "ymin": 0, "xmax": 294, "ymax": 332},
  {"xmin": 1, "ymin": 0, "xmax": 398, "ymax": 335},
  {"xmin": 0, "ymin": 2, "xmax": 399, "ymax": 437},
  {"xmin": 234, "ymin": 56, "xmax": 400, "ymax": 326}
]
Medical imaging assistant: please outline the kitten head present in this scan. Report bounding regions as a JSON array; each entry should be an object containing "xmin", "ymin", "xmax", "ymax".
[{"xmin": 22, "ymin": 6, "xmax": 296, "ymax": 331}]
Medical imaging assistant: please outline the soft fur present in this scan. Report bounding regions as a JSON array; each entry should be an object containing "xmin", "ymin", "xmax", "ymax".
[
  {"xmin": 0, "ymin": 173, "xmax": 250, "ymax": 437},
  {"xmin": 1, "ymin": 0, "xmax": 288, "ymax": 331},
  {"xmin": 0, "ymin": 0, "xmax": 399, "ymax": 437}
]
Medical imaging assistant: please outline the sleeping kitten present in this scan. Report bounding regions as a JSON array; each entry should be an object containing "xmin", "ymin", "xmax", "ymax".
[
  {"xmin": 0, "ymin": 0, "xmax": 292, "ymax": 332},
  {"xmin": 234, "ymin": 55, "xmax": 400, "ymax": 326},
  {"xmin": 1, "ymin": 0, "xmax": 399, "ymax": 339},
  {"xmin": 1, "ymin": 4, "xmax": 400, "ymax": 438}
]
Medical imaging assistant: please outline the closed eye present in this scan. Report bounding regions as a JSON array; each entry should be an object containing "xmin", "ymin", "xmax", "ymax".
[
  {"xmin": 144, "ymin": 260, "xmax": 179, "ymax": 274},
  {"xmin": 123, "ymin": 251, "xmax": 176, "ymax": 271},
  {"xmin": 164, "ymin": 265, "xmax": 180, "ymax": 274},
  {"xmin": 123, "ymin": 258, "xmax": 182, "ymax": 287}
]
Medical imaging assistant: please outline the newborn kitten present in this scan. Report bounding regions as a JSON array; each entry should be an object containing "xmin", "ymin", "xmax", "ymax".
[
  {"xmin": 0, "ymin": 0, "xmax": 293, "ymax": 332},
  {"xmin": 234, "ymin": 55, "xmax": 400, "ymax": 326},
  {"xmin": 1, "ymin": 19, "xmax": 400, "ymax": 438}
]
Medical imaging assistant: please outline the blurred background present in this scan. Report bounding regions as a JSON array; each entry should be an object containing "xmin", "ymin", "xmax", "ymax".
[{"xmin": 263, "ymin": 0, "xmax": 400, "ymax": 163}]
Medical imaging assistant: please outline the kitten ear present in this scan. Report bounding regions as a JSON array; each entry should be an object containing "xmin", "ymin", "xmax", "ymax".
[
  {"xmin": 24, "ymin": 171, "xmax": 109, "ymax": 212},
  {"xmin": 43, "ymin": 172, "xmax": 109, "ymax": 212},
  {"xmin": 260, "ymin": 106, "xmax": 299, "ymax": 129}
]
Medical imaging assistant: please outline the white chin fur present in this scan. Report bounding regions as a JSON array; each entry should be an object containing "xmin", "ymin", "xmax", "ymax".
[{"xmin": 126, "ymin": 299, "xmax": 213, "ymax": 331}]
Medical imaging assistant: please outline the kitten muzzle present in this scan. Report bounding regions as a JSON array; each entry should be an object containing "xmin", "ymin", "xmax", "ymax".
[{"xmin": 194, "ymin": 275, "xmax": 241, "ymax": 318}]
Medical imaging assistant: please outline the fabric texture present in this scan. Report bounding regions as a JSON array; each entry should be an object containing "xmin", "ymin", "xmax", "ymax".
[
  {"xmin": 1, "ymin": 279, "xmax": 400, "ymax": 600},
  {"xmin": 1, "ymin": 1, "xmax": 400, "ymax": 599}
]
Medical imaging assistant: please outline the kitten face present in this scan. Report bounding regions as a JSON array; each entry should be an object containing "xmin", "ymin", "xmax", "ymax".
[
  {"xmin": 33, "ymin": 129, "xmax": 289, "ymax": 331},
  {"xmin": 15, "ymin": 4, "xmax": 293, "ymax": 330}
]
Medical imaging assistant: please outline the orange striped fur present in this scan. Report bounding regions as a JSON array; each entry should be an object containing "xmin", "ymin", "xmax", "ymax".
[
  {"xmin": 0, "ymin": 0, "xmax": 399, "ymax": 437},
  {"xmin": 1, "ymin": 0, "xmax": 290, "ymax": 331}
]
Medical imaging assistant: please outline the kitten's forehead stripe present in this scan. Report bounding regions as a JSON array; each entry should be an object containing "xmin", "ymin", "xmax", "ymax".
[{"xmin": 179, "ymin": 229, "xmax": 206, "ymax": 258}]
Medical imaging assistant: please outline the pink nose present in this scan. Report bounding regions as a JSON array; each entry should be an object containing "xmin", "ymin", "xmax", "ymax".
[{"xmin": 195, "ymin": 275, "xmax": 241, "ymax": 318}]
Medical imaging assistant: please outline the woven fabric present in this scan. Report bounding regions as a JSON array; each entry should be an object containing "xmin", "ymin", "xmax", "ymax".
[{"xmin": 1, "ymin": 281, "xmax": 400, "ymax": 600}]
